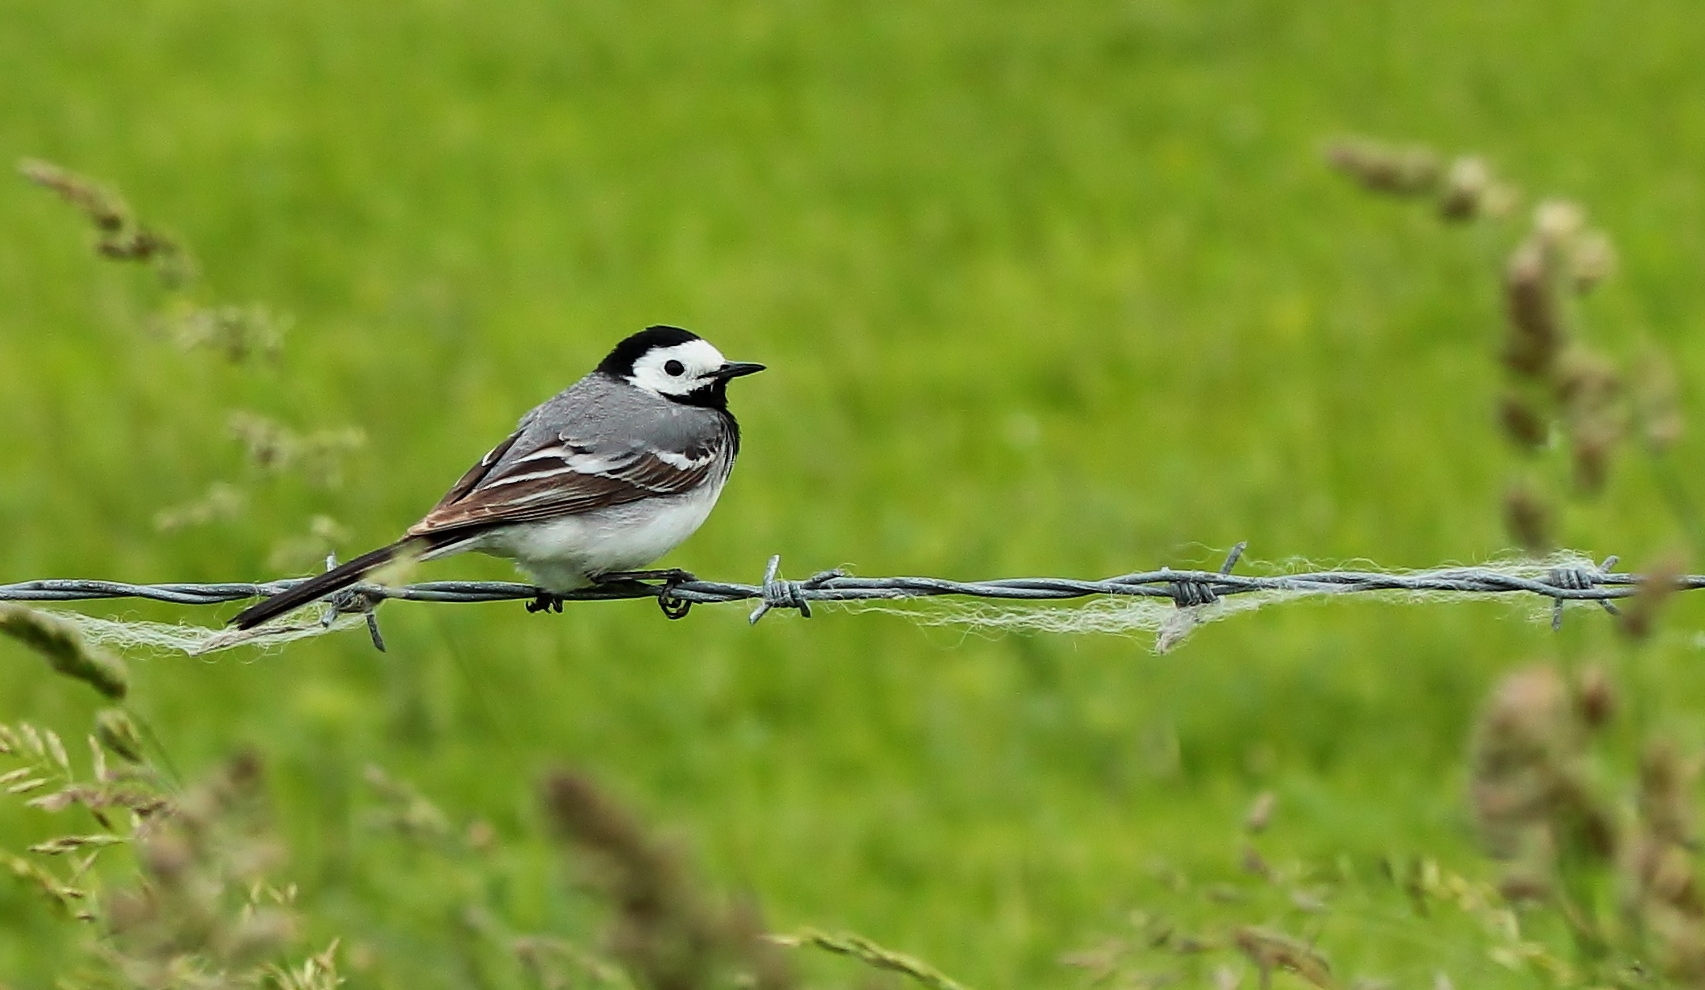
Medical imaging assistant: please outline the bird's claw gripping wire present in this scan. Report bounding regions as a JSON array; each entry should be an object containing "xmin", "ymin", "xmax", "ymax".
[
  {"xmin": 633, "ymin": 569, "xmax": 696, "ymax": 619},
  {"xmin": 1164, "ymin": 542, "xmax": 1247, "ymax": 609},
  {"xmin": 593, "ymin": 568, "xmax": 697, "ymax": 620},
  {"xmin": 748, "ymin": 555, "xmax": 846, "ymax": 625},
  {"xmin": 1547, "ymin": 555, "xmax": 1620, "ymax": 629},
  {"xmin": 526, "ymin": 592, "xmax": 564, "ymax": 615},
  {"xmin": 526, "ymin": 570, "xmax": 699, "ymax": 619},
  {"xmin": 658, "ymin": 578, "xmax": 693, "ymax": 620}
]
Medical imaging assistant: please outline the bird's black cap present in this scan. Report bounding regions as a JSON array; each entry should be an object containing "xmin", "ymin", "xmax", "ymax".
[{"xmin": 596, "ymin": 325, "xmax": 701, "ymax": 377}]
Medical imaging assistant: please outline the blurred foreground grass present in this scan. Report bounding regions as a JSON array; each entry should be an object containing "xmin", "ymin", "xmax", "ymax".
[{"xmin": 5, "ymin": 0, "xmax": 1705, "ymax": 986}]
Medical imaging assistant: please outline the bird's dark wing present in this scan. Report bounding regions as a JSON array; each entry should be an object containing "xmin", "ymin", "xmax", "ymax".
[
  {"xmin": 433, "ymin": 429, "xmax": 525, "ymax": 505},
  {"xmin": 407, "ymin": 422, "xmax": 730, "ymax": 535}
]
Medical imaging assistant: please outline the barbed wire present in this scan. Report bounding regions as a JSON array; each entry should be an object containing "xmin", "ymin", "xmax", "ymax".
[{"xmin": 1, "ymin": 544, "xmax": 1698, "ymax": 656}]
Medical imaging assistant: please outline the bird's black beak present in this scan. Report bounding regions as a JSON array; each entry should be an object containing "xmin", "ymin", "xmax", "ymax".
[{"xmin": 711, "ymin": 361, "xmax": 766, "ymax": 380}]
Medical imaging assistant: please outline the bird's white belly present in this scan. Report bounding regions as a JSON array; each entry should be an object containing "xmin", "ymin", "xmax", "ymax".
[{"xmin": 473, "ymin": 478, "xmax": 726, "ymax": 591}]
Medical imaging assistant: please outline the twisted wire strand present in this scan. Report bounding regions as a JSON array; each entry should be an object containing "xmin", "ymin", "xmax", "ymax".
[{"xmin": 0, "ymin": 549, "xmax": 1689, "ymax": 621}]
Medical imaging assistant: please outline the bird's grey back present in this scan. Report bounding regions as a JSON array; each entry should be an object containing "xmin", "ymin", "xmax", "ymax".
[{"xmin": 496, "ymin": 372, "xmax": 729, "ymax": 472}]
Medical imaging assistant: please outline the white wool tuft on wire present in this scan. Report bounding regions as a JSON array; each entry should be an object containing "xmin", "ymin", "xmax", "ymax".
[
  {"xmin": 40, "ymin": 609, "xmax": 367, "ymax": 657},
  {"xmin": 842, "ymin": 552, "xmax": 1609, "ymax": 652}
]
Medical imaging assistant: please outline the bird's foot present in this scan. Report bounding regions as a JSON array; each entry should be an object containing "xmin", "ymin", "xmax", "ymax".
[
  {"xmin": 526, "ymin": 592, "xmax": 565, "ymax": 614},
  {"xmin": 595, "ymin": 569, "xmax": 696, "ymax": 620},
  {"xmin": 657, "ymin": 590, "xmax": 692, "ymax": 620}
]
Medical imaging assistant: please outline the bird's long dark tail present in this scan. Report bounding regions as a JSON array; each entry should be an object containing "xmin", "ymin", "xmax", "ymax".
[{"xmin": 231, "ymin": 540, "xmax": 413, "ymax": 629}]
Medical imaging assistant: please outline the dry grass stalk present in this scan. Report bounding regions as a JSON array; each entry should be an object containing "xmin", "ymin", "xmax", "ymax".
[
  {"xmin": 18, "ymin": 158, "xmax": 195, "ymax": 287},
  {"xmin": 0, "ymin": 604, "xmax": 129, "ymax": 700},
  {"xmin": 76, "ymin": 751, "xmax": 351, "ymax": 989},
  {"xmin": 265, "ymin": 940, "xmax": 345, "ymax": 990},
  {"xmin": 153, "ymin": 303, "xmax": 291, "ymax": 363},
  {"xmin": 514, "ymin": 935, "xmax": 637, "ymax": 990},
  {"xmin": 769, "ymin": 930, "xmax": 975, "ymax": 990},
  {"xmin": 1233, "ymin": 927, "xmax": 1333, "ymax": 990},
  {"xmin": 1465, "ymin": 662, "xmax": 1705, "ymax": 984},
  {"xmin": 1623, "ymin": 741, "xmax": 1705, "ymax": 983},
  {"xmin": 18, "ymin": 158, "xmax": 129, "ymax": 231},
  {"xmin": 1324, "ymin": 139, "xmax": 1444, "ymax": 197},
  {"xmin": 1493, "ymin": 199, "xmax": 1639, "ymax": 513},
  {"xmin": 542, "ymin": 769, "xmax": 795, "ymax": 990},
  {"xmin": 228, "ymin": 411, "xmax": 367, "ymax": 487},
  {"xmin": 1467, "ymin": 665, "xmax": 1616, "ymax": 876},
  {"xmin": 1329, "ymin": 140, "xmax": 1675, "ymax": 547},
  {"xmin": 1325, "ymin": 138, "xmax": 1512, "ymax": 220},
  {"xmin": 4, "ymin": 713, "xmax": 344, "ymax": 986},
  {"xmin": 362, "ymin": 764, "xmax": 455, "ymax": 844}
]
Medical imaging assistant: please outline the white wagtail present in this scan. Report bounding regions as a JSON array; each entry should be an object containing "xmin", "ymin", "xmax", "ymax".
[{"xmin": 230, "ymin": 326, "xmax": 764, "ymax": 629}]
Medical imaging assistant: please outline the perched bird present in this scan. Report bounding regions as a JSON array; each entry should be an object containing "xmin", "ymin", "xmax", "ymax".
[{"xmin": 230, "ymin": 326, "xmax": 764, "ymax": 629}]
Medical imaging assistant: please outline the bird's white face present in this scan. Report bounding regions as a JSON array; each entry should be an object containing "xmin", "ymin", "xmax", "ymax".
[{"xmin": 626, "ymin": 338, "xmax": 732, "ymax": 398}]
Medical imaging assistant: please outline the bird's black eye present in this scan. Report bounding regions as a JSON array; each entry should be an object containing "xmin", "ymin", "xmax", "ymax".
[{"xmin": 664, "ymin": 359, "xmax": 685, "ymax": 377}]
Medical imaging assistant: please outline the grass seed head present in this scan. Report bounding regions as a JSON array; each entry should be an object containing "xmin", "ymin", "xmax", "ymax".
[
  {"xmin": 0, "ymin": 604, "xmax": 129, "ymax": 700},
  {"xmin": 83, "ymin": 751, "xmax": 329, "ymax": 984},
  {"xmin": 1501, "ymin": 484, "xmax": 1554, "ymax": 554},
  {"xmin": 19, "ymin": 158, "xmax": 129, "ymax": 231},
  {"xmin": 1568, "ymin": 229, "xmax": 1616, "ymax": 292},
  {"xmin": 1534, "ymin": 199, "xmax": 1586, "ymax": 252},
  {"xmin": 154, "ymin": 303, "xmax": 290, "ymax": 363},
  {"xmin": 1469, "ymin": 665, "xmax": 1574, "ymax": 852},
  {"xmin": 1437, "ymin": 156, "xmax": 1513, "ymax": 220},
  {"xmin": 1548, "ymin": 349, "xmax": 1626, "ymax": 495},
  {"xmin": 771, "ymin": 930, "xmax": 965, "ymax": 990},
  {"xmin": 1574, "ymin": 666, "xmax": 1616, "ymax": 729},
  {"xmin": 94, "ymin": 709, "xmax": 147, "ymax": 764},
  {"xmin": 1501, "ymin": 239, "xmax": 1565, "ymax": 380},
  {"xmin": 1496, "ymin": 393, "xmax": 1550, "ymax": 450},
  {"xmin": 1624, "ymin": 740, "xmax": 1705, "ymax": 982},
  {"xmin": 1232, "ymin": 927, "xmax": 1332, "ymax": 990},
  {"xmin": 363, "ymin": 765, "xmax": 453, "ymax": 843},
  {"xmin": 1325, "ymin": 138, "xmax": 1443, "ymax": 196},
  {"xmin": 544, "ymin": 769, "xmax": 798, "ymax": 990},
  {"xmin": 1244, "ymin": 791, "xmax": 1276, "ymax": 834},
  {"xmin": 228, "ymin": 411, "xmax": 365, "ymax": 487},
  {"xmin": 18, "ymin": 158, "xmax": 194, "ymax": 287}
]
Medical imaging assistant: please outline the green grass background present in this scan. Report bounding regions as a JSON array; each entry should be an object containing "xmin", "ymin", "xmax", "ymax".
[{"xmin": 4, "ymin": 0, "xmax": 1705, "ymax": 985}]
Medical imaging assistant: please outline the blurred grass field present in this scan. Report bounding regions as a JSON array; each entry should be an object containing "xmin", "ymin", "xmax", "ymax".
[{"xmin": 5, "ymin": 0, "xmax": 1705, "ymax": 986}]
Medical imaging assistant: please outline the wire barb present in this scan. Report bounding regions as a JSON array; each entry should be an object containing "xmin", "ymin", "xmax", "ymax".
[
  {"xmin": 746, "ymin": 556, "xmax": 847, "ymax": 625},
  {"xmin": 1545, "ymin": 554, "xmax": 1620, "ymax": 630},
  {"xmin": 1161, "ymin": 543, "xmax": 1245, "ymax": 609},
  {"xmin": 320, "ymin": 553, "xmax": 388, "ymax": 652}
]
